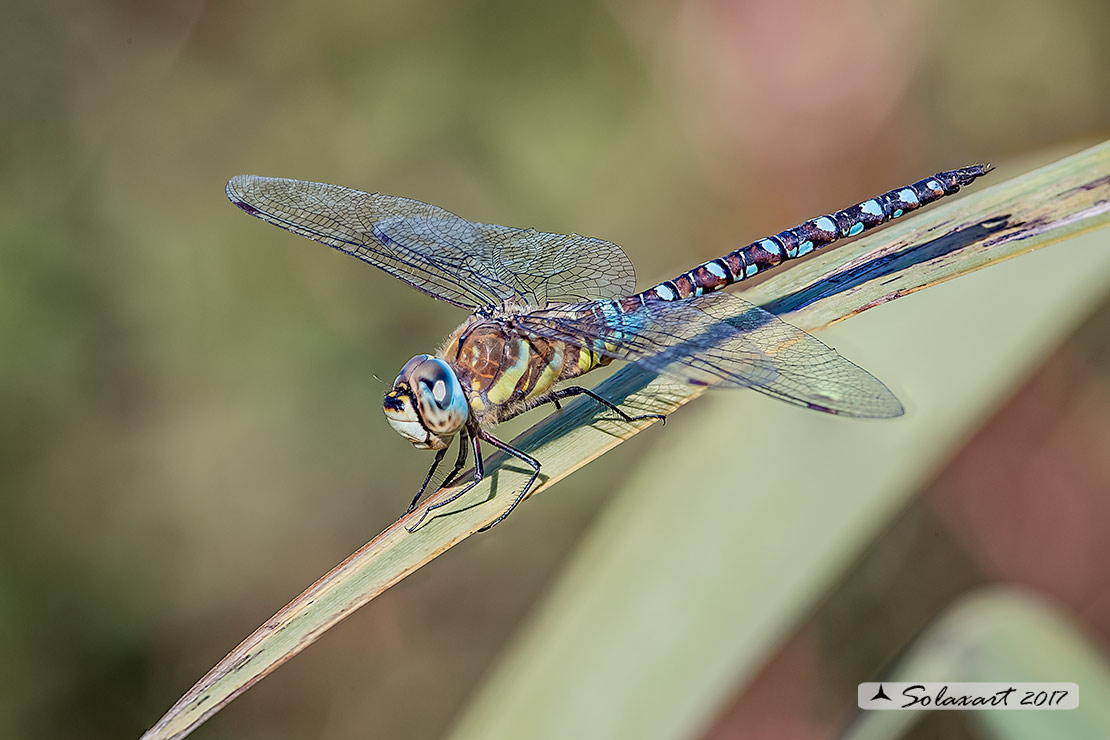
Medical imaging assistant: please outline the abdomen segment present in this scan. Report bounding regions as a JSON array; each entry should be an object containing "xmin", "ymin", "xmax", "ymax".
[{"xmin": 639, "ymin": 164, "xmax": 991, "ymax": 302}]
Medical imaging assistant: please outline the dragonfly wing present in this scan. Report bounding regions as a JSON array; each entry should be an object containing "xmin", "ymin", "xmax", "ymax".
[
  {"xmin": 227, "ymin": 175, "xmax": 510, "ymax": 309},
  {"xmin": 372, "ymin": 218, "xmax": 636, "ymax": 306},
  {"xmin": 226, "ymin": 176, "xmax": 637, "ymax": 309},
  {"xmin": 519, "ymin": 292, "xmax": 904, "ymax": 418},
  {"xmin": 472, "ymin": 223, "xmax": 636, "ymax": 305}
]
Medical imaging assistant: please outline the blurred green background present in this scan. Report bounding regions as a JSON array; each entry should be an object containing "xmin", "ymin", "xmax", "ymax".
[{"xmin": 2, "ymin": 1, "xmax": 1109, "ymax": 739}]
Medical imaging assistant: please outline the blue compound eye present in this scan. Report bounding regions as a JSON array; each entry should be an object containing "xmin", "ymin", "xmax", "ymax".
[
  {"xmin": 394, "ymin": 353, "xmax": 433, "ymax": 388},
  {"xmin": 410, "ymin": 358, "xmax": 467, "ymax": 435}
]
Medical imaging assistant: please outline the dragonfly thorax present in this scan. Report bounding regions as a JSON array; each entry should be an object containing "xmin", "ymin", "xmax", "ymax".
[{"xmin": 383, "ymin": 355, "xmax": 468, "ymax": 450}]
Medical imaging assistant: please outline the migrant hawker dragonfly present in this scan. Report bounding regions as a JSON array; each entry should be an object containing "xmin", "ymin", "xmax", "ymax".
[{"xmin": 226, "ymin": 164, "xmax": 989, "ymax": 530}]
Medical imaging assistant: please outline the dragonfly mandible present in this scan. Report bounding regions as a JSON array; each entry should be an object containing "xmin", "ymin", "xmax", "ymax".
[{"xmin": 226, "ymin": 164, "xmax": 990, "ymax": 530}]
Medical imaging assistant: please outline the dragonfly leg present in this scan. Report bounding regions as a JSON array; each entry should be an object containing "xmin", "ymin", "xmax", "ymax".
[
  {"xmin": 404, "ymin": 428, "xmax": 469, "ymax": 516},
  {"xmin": 548, "ymin": 386, "xmax": 666, "ymax": 425},
  {"xmin": 438, "ymin": 427, "xmax": 470, "ymax": 489},
  {"xmin": 406, "ymin": 445, "xmax": 448, "ymax": 515},
  {"xmin": 476, "ymin": 430, "xmax": 541, "ymax": 532},
  {"xmin": 406, "ymin": 430, "xmax": 484, "ymax": 532}
]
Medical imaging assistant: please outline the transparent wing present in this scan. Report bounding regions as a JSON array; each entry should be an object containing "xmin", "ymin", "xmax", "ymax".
[
  {"xmin": 518, "ymin": 292, "xmax": 904, "ymax": 418},
  {"xmin": 375, "ymin": 217, "xmax": 637, "ymax": 307},
  {"xmin": 226, "ymin": 175, "xmax": 636, "ymax": 310}
]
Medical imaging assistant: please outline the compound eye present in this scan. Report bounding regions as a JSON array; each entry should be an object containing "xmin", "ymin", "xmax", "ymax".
[
  {"xmin": 412, "ymin": 358, "xmax": 467, "ymax": 434},
  {"xmin": 429, "ymin": 378, "xmax": 449, "ymax": 406},
  {"xmin": 394, "ymin": 354, "xmax": 433, "ymax": 388}
]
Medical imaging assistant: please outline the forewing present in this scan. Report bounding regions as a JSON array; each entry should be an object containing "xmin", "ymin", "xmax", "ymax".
[
  {"xmin": 228, "ymin": 175, "xmax": 508, "ymax": 309},
  {"xmin": 226, "ymin": 175, "xmax": 636, "ymax": 309},
  {"xmin": 519, "ymin": 293, "xmax": 904, "ymax": 418},
  {"xmin": 374, "ymin": 218, "xmax": 636, "ymax": 306}
]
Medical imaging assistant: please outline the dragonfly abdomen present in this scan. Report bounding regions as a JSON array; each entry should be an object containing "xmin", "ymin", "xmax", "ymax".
[{"xmin": 638, "ymin": 164, "xmax": 991, "ymax": 303}]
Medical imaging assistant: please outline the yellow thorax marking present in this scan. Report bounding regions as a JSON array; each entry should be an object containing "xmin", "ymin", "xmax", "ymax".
[
  {"xmin": 526, "ymin": 343, "xmax": 564, "ymax": 400},
  {"xmin": 486, "ymin": 338, "xmax": 530, "ymax": 405},
  {"xmin": 578, "ymin": 345, "xmax": 599, "ymax": 373}
]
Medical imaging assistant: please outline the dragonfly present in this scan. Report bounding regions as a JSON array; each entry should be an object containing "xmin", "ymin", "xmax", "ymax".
[{"xmin": 226, "ymin": 164, "xmax": 990, "ymax": 531}]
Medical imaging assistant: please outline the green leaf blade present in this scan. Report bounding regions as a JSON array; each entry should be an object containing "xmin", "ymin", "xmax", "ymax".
[{"xmin": 142, "ymin": 141, "xmax": 1110, "ymax": 740}]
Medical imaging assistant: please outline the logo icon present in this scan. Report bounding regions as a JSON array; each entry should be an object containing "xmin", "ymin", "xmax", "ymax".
[{"xmin": 870, "ymin": 684, "xmax": 892, "ymax": 702}]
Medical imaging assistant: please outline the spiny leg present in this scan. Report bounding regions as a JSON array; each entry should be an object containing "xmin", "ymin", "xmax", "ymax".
[
  {"xmin": 404, "ymin": 428, "xmax": 470, "ymax": 516},
  {"xmin": 406, "ymin": 444, "xmax": 448, "ymax": 515},
  {"xmin": 406, "ymin": 391, "xmax": 661, "ymax": 532},
  {"xmin": 477, "ymin": 430, "xmax": 542, "ymax": 532},
  {"xmin": 406, "ymin": 430, "xmax": 484, "ymax": 532},
  {"xmin": 548, "ymin": 386, "xmax": 666, "ymax": 425},
  {"xmin": 438, "ymin": 427, "xmax": 470, "ymax": 489}
]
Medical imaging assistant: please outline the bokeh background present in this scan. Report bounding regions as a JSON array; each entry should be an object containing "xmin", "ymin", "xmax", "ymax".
[{"xmin": 2, "ymin": 1, "xmax": 1109, "ymax": 739}]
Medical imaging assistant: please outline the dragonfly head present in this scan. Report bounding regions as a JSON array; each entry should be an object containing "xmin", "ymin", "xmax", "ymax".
[{"xmin": 383, "ymin": 354, "xmax": 468, "ymax": 450}]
